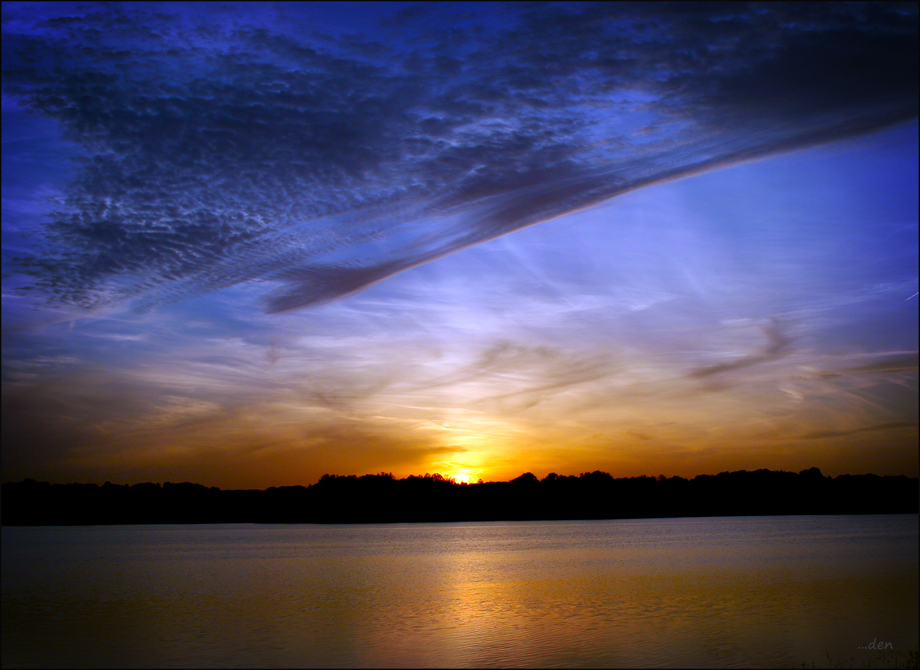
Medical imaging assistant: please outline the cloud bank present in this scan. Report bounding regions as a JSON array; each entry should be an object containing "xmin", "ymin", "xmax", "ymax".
[{"xmin": 3, "ymin": 2, "xmax": 916, "ymax": 313}]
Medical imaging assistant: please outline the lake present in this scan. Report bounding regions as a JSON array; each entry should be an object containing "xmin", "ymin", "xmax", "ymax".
[{"xmin": 2, "ymin": 515, "xmax": 917, "ymax": 668}]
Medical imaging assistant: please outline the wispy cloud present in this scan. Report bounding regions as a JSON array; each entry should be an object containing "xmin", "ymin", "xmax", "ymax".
[
  {"xmin": 802, "ymin": 422, "xmax": 918, "ymax": 440},
  {"xmin": 838, "ymin": 353, "xmax": 919, "ymax": 374},
  {"xmin": 688, "ymin": 319, "xmax": 790, "ymax": 378}
]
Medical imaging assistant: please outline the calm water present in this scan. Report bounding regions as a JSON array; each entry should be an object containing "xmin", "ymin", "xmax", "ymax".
[{"xmin": 2, "ymin": 515, "xmax": 917, "ymax": 668}]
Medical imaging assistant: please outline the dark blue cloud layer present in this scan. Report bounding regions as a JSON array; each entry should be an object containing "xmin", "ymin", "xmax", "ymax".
[{"xmin": 3, "ymin": 1, "xmax": 917, "ymax": 312}]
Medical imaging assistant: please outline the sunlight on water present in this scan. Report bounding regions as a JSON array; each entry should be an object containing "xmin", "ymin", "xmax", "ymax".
[{"xmin": 2, "ymin": 516, "xmax": 917, "ymax": 668}]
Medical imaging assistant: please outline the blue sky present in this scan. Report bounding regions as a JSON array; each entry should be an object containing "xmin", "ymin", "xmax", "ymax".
[{"xmin": 2, "ymin": 2, "xmax": 917, "ymax": 488}]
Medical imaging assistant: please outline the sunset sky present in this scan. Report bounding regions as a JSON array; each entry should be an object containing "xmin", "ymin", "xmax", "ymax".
[{"xmin": 2, "ymin": 2, "xmax": 917, "ymax": 489}]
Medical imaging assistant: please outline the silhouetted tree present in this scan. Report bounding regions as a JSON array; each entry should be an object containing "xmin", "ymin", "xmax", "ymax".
[{"xmin": 2, "ymin": 468, "xmax": 917, "ymax": 525}]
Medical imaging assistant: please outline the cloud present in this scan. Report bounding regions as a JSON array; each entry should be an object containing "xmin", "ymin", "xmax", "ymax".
[
  {"xmin": 802, "ymin": 422, "xmax": 918, "ymax": 440},
  {"xmin": 0, "ymin": 355, "xmax": 474, "ymax": 487},
  {"xmin": 688, "ymin": 319, "xmax": 791, "ymax": 378},
  {"xmin": 837, "ymin": 353, "xmax": 919, "ymax": 374},
  {"xmin": 2, "ymin": 3, "xmax": 917, "ymax": 313}
]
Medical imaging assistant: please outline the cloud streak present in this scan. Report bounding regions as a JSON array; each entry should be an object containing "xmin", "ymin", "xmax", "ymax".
[
  {"xmin": 3, "ymin": 2, "xmax": 917, "ymax": 313},
  {"xmin": 689, "ymin": 319, "xmax": 790, "ymax": 378},
  {"xmin": 802, "ymin": 422, "xmax": 918, "ymax": 440}
]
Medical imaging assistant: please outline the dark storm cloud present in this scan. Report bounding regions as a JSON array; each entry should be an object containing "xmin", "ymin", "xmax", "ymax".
[{"xmin": 3, "ymin": 2, "xmax": 917, "ymax": 312}]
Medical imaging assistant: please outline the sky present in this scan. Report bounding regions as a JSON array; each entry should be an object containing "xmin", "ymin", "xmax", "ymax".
[{"xmin": 2, "ymin": 1, "xmax": 917, "ymax": 489}]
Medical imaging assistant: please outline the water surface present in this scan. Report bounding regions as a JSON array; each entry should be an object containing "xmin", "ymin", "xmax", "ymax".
[{"xmin": 3, "ymin": 515, "xmax": 917, "ymax": 668}]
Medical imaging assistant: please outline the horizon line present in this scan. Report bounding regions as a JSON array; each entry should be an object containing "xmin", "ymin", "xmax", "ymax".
[{"xmin": 6, "ymin": 466, "xmax": 918, "ymax": 492}]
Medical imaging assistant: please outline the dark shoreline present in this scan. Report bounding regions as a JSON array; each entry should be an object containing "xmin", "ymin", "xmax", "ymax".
[{"xmin": 3, "ymin": 468, "xmax": 917, "ymax": 526}]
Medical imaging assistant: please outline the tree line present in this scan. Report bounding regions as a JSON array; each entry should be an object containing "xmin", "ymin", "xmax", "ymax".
[{"xmin": 2, "ymin": 467, "xmax": 917, "ymax": 525}]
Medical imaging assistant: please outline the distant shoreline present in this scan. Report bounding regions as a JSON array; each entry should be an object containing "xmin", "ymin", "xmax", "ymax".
[{"xmin": 3, "ymin": 468, "xmax": 917, "ymax": 526}]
